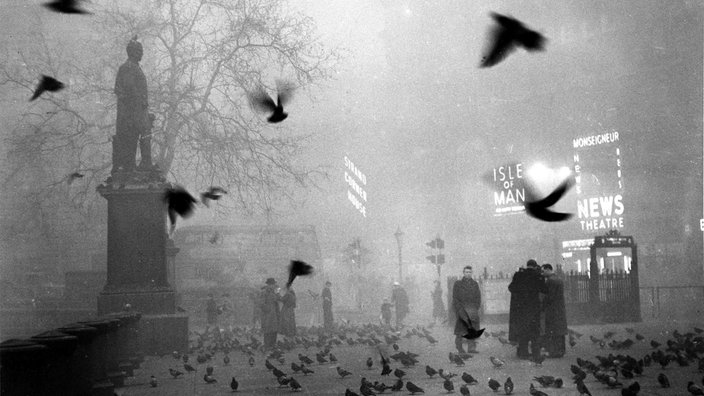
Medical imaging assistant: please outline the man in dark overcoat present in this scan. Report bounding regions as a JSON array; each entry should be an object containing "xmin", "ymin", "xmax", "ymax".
[
  {"xmin": 260, "ymin": 278, "xmax": 281, "ymax": 350},
  {"xmin": 541, "ymin": 264, "xmax": 567, "ymax": 357},
  {"xmin": 508, "ymin": 259, "xmax": 546, "ymax": 359},
  {"xmin": 452, "ymin": 265, "xmax": 481, "ymax": 353},
  {"xmin": 391, "ymin": 282, "xmax": 410, "ymax": 327}
]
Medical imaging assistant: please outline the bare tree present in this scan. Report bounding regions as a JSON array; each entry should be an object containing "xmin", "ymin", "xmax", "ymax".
[{"xmin": 2, "ymin": 0, "xmax": 340, "ymax": 222}]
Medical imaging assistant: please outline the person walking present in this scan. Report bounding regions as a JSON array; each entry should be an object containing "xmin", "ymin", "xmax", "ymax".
[
  {"xmin": 279, "ymin": 287, "xmax": 297, "ymax": 337},
  {"xmin": 452, "ymin": 265, "xmax": 482, "ymax": 354},
  {"xmin": 541, "ymin": 264, "xmax": 567, "ymax": 358},
  {"xmin": 508, "ymin": 259, "xmax": 546, "ymax": 360},
  {"xmin": 380, "ymin": 299, "xmax": 393, "ymax": 326},
  {"xmin": 431, "ymin": 280, "xmax": 446, "ymax": 323},
  {"xmin": 391, "ymin": 282, "xmax": 410, "ymax": 328},
  {"xmin": 322, "ymin": 281, "xmax": 333, "ymax": 330},
  {"xmin": 260, "ymin": 278, "xmax": 281, "ymax": 350},
  {"xmin": 205, "ymin": 293, "xmax": 219, "ymax": 327}
]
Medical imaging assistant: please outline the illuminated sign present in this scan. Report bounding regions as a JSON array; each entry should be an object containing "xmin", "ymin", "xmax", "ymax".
[
  {"xmin": 344, "ymin": 155, "xmax": 367, "ymax": 217},
  {"xmin": 573, "ymin": 131, "xmax": 625, "ymax": 232},
  {"xmin": 490, "ymin": 163, "xmax": 526, "ymax": 216}
]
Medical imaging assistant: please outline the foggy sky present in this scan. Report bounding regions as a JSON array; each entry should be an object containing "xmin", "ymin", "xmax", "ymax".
[{"xmin": 1, "ymin": 0, "xmax": 702, "ymax": 280}]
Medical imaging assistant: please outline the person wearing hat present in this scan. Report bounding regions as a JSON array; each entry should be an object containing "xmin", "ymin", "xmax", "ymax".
[
  {"xmin": 322, "ymin": 281, "xmax": 333, "ymax": 330},
  {"xmin": 114, "ymin": 35, "xmax": 153, "ymax": 173},
  {"xmin": 508, "ymin": 259, "xmax": 546, "ymax": 359},
  {"xmin": 260, "ymin": 277, "xmax": 281, "ymax": 349},
  {"xmin": 391, "ymin": 282, "xmax": 410, "ymax": 328}
]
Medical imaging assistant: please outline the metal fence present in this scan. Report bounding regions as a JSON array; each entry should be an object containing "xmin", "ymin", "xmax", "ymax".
[{"xmin": 639, "ymin": 285, "xmax": 704, "ymax": 320}]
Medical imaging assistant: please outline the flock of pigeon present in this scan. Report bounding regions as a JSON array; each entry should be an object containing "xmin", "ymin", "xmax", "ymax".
[{"xmin": 135, "ymin": 321, "xmax": 704, "ymax": 395}]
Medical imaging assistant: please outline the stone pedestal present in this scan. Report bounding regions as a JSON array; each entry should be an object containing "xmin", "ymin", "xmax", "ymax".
[
  {"xmin": 97, "ymin": 172, "xmax": 174, "ymax": 315},
  {"xmin": 96, "ymin": 171, "xmax": 188, "ymax": 355}
]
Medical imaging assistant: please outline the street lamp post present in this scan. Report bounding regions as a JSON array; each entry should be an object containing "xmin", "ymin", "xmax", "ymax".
[{"xmin": 394, "ymin": 226, "xmax": 404, "ymax": 283}]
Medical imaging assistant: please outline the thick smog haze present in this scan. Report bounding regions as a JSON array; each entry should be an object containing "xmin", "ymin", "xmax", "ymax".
[{"xmin": 0, "ymin": 1, "xmax": 702, "ymax": 395}]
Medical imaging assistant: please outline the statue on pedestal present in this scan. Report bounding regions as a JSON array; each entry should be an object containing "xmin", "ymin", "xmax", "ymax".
[{"xmin": 113, "ymin": 35, "xmax": 154, "ymax": 174}]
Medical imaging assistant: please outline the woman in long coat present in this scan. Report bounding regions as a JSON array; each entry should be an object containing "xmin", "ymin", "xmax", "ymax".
[
  {"xmin": 541, "ymin": 264, "xmax": 567, "ymax": 357},
  {"xmin": 279, "ymin": 288, "xmax": 297, "ymax": 337}
]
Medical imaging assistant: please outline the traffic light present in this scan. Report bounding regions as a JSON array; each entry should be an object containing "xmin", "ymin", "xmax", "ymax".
[
  {"xmin": 435, "ymin": 238, "xmax": 444, "ymax": 250},
  {"xmin": 426, "ymin": 254, "xmax": 445, "ymax": 264},
  {"xmin": 426, "ymin": 237, "xmax": 444, "ymax": 249}
]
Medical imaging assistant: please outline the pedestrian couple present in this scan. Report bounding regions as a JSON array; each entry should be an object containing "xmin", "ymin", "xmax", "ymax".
[
  {"xmin": 508, "ymin": 259, "xmax": 566, "ymax": 359},
  {"xmin": 260, "ymin": 278, "xmax": 297, "ymax": 350}
]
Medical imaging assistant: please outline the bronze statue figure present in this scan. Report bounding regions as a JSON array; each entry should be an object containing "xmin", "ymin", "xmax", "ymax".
[{"xmin": 113, "ymin": 35, "xmax": 153, "ymax": 173}]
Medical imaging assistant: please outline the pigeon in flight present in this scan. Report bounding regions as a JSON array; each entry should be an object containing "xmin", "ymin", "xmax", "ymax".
[
  {"xmin": 249, "ymin": 80, "xmax": 294, "ymax": 123},
  {"xmin": 163, "ymin": 186, "xmax": 197, "ymax": 231},
  {"xmin": 67, "ymin": 172, "xmax": 84, "ymax": 185},
  {"xmin": 480, "ymin": 12, "xmax": 546, "ymax": 68},
  {"xmin": 287, "ymin": 260, "xmax": 313, "ymax": 288},
  {"xmin": 200, "ymin": 187, "xmax": 227, "ymax": 207},
  {"xmin": 43, "ymin": 0, "xmax": 91, "ymax": 14},
  {"xmin": 30, "ymin": 75, "xmax": 64, "ymax": 101},
  {"xmin": 524, "ymin": 176, "xmax": 575, "ymax": 222}
]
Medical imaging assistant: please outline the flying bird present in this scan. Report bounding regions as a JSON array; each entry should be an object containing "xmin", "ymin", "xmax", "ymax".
[
  {"xmin": 42, "ymin": 0, "xmax": 90, "ymax": 14},
  {"xmin": 480, "ymin": 12, "xmax": 546, "ymax": 68},
  {"xmin": 249, "ymin": 80, "xmax": 295, "ymax": 123},
  {"xmin": 287, "ymin": 260, "xmax": 313, "ymax": 288},
  {"xmin": 67, "ymin": 172, "xmax": 84, "ymax": 185},
  {"xmin": 30, "ymin": 75, "xmax": 64, "ymax": 101},
  {"xmin": 200, "ymin": 187, "xmax": 227, "ymax": 207},
  {"xmin": 456, "ymin": 315, "xmax": 485, "ymax": 340},
  {"xmin": 524, "ymin": 176, "xmax": 575, "ymax": 222},
  {"xmin": 163, "ymin": 186, "xmax": 197, "ymax": 231}
]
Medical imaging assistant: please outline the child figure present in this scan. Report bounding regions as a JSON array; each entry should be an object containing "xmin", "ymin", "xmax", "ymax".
[{"xmin": 381, "ymin": 299, "xmax": 393, "ymax": 326}]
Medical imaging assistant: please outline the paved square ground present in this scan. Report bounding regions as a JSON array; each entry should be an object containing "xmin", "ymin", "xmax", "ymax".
[{"xmin": 116, "ymin": 319, "xmax": 704, "ymax": 396}]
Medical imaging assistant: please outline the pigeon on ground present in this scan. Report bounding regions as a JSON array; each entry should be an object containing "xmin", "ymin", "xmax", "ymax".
[
  {"xmin": 488, "ymin": 378, "xmax": 501, "ymax": 391},
  {"xmin": 504, "ymin": 377, "xmax": 514, "ymax": 394},
  {"xmin": 444, "ymin": 378, "xmax": 455, "ymax": 393},
  {"xmin": 406, "ymin": 381, "xmax": 424, "ymax": 394},
  {"xmin": 168, "ymin": 368, "xmax": 183, "ymax": 378},
  {"xmin": 230, "ymin": 376, "xmax": 239, "ymax": 391},
  {"xmin": 337, "ymin": 366, "xmax": 352, "ymax": 378},
  {"xmin": 149, "ymin": 375, "xmax": 157, "ymax": 387}
]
